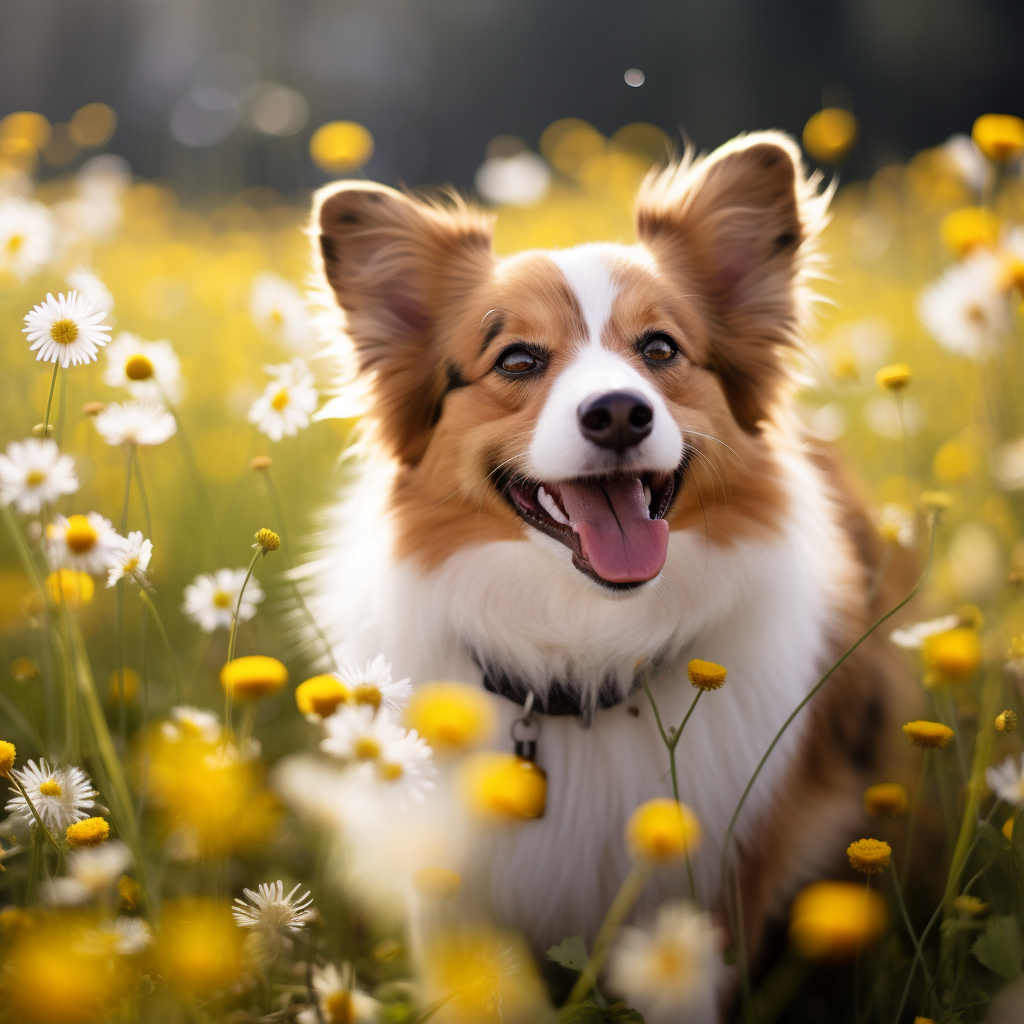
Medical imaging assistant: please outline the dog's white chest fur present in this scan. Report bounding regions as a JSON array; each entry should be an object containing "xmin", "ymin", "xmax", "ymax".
[{"xmin": 308, "ymin": 447, "xmax": 848, "ymax": 947}]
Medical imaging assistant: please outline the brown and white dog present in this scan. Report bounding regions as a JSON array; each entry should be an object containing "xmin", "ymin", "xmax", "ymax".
[{"xmin": 306, "ymin": 132, "xmax": 909, "ymax": 975}]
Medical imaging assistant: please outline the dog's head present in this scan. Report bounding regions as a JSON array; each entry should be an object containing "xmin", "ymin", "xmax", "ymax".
[{"xmin": 314, "ymin": 132, "xmax": 825, "ymax": 592}]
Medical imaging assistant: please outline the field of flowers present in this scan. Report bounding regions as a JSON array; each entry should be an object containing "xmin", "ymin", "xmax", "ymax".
[{"xmin": 1, "ymin": 107, "xmax": 1024, "ymax": 1024}]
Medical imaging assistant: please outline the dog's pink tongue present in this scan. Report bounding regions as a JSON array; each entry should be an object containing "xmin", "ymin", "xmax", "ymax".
[{"xmin": 557, "ymin": 477, "xmax": 669, "ymax": 583}]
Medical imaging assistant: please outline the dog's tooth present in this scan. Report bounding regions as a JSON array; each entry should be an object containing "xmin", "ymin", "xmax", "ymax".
[
  {"xmin": 538, "ymin": 485, "xmax": 570, "ymax": 525},
  {"xmin": 643, "ymin": 484, "xmax": 652, "ymax": 508}
]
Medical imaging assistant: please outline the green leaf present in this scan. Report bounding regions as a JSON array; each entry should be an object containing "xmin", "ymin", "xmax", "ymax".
[
  {"xmin": 547, "ymin": 934, "xmax": 590, "ymax": 973},
  {"xmin": 972, "ymin": 914, "xmax": 1024, "ymax": 980}
]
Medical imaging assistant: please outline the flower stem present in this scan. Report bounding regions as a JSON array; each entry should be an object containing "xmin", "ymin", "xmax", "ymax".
[
  {"xmin": 8, "ymin": 773, "xmax": 64, "ymax": 861},
  {"xmin": 116, "ymin": 446, "xmax": 133, "ymax": 751},
  {"xmin": 132, "ymin": 448, "xmax": 153, "ymax": 538},
  {"xmin": 139, "ymin": 590, "xmax": 182, "ymax": 705},
  {"xmin": 42, "ymin": 362, "xmax": 59, "ymax": 437},
  {"xmin": 564, "ymin": 862, "xmax": 650, "ymax": 1008},
  {"xmin": 225, "ymin": 547, "xmax": 261, "ymax": 733},
  {"xmin": 901, "ymin": 751, "xmax": 928, "ymax": 888},
  {"xmin": 889, "ymin": 861, "xmax": 928, "ymax": 986}
]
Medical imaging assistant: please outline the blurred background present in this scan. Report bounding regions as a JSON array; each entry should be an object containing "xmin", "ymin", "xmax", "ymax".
[{"xmin": 2, "ymin": 0, "xmax": 1024, "ymax": 198}]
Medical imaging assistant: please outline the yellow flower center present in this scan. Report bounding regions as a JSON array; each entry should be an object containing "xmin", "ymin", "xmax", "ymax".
[
  {"xmin": 379, "ymin": 761, "xmax": 403, "ymax": 781},
  {"xmin": 124, "ymin": 557, "xmax": 139, "ymax": 572},
  {"xmin": 49, "ymin": 318, "xmax": 80, "ymax": 346},
  {"xmin": 354, "ymin": 736, "xmax": 381, "ymax": 760},
  {"xmin": 212, "ymin": 590, "xmax": 233, "ymax": 609},
  {"xmin": 352, "ymin": 683, "xmax": 382, "ymax": 710},
  {"xmin": 966, "ymin": 303, "xmax": 987, "ymax": 325},
  {"xmin": 653, "ymin": 942, "xmax": 691, "ymax": 982},
  {"xmin": 39, "ymin": 779, "xmax": 62, "ymax": 797},
  {"xmin": 25, "ymin": 469, "xmax": 46, "ymax": 486},
  {"xmin": 64, "ymin": 514, "xmax": 98, "ymax": 554},
  {"xmin": 270, "ymin": 309, "xmax": 284, "ymax": 325},
  {"xmin": 7, "ymin": 233, "xmax": 24, "ymax": 254},
  {"xmin": 124, "ymin": 353, "xmax": 155, "ymax": 380},
  {"xmin": 270, "ymin": 387, "xmax": 290, "ymax": 411},
  {"xmin": 324, "ymin": 991, "xmax": 353, "ymax": 1024}
]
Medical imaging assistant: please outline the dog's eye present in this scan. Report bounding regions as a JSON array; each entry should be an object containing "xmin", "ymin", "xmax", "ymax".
[
  {"xmin": 496, "ymin": 345, "xmax": 542, "ymax": 376},
  {"xmin": 640, "ymin": 334, "xmax": 678, "ymax": 363}
]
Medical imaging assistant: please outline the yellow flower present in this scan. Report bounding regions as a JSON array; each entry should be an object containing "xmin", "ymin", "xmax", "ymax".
[
  {"xmin": 921, "ymin": 627, "xmax": 981, "ymax": 684},
  {"xmin": 413, "ymin": 867, "xmax": 462, "ymax": 900},
  {"xmin": 0, "ymin": 739, "xmax": 15, "ymax": 776},
  {"xmin": 249, "ymin": 455, "xmax": 273, "ymax": 471},
  {"xmin": 802, "ymin": 108, "xmax": 858, "ymax": 163},
  {"xmin": 863, "ymin": 783, "xmax": 908, "ymax": 817},
  {"xmin": 158, "ymin": 899, "xmax": 244, "ymax": 995},
  {"xmin": 1004, "ymin": 818, "xmax": 1014, "ymax": 842},
  {"xmin": 220, "ymin": 655, "xmax": 288, "ymax": 700},
  {"xmin": 920, "ymin": 491, "xmax": 953, "ymax": 512},
  {"xmin": 933, "ymin": 439, "xmax": 976, "ymax": 484},
  {"xmin": 972, "ymin": 114, "xmax": 1024, "ymax": 162},
  {"xmin": 940, "ymin": 207, "xmax": 999, "ymax": 257},
  {"xmin": 996, "ymin": 710, "xmax": 1018, "ymax": 733},
  {"xmin": 626, "ymin": 798, "xmax": 701, "ymax": 863},
  {"xmin": 847, "ymin": 838, "xmax": 891, "ymax": 874},
  {"xmin": 296, "ymin": 674, "xmax": 351, "ymax": 718},
  {"xmin": 254, "ymin": 527, "xmax": 280, "ymax": 552},
  {"xmin": 10, "ymin": 656, "xmax": 39, "ymax": 683},
  {"xmin": 107, "ymin": 668, "xmax": 139, "ymax": 704},
  {"xmin": 953, "ymin": 895, "xmax": 988, "ymax": 915},
  {"xmin": 789, "ymin": 880, "xmax": 886, "ymax": 960},
  {"xmin": 44, "ymin": 569, "xmax": 94, "ymax": 607},
  {"xmin": 875, "ymin": 363, "xmax": 912, "ymax": 391},
  {"xmin": 118, "ymin": 875, "xmax": 141, "ymax": 910},
  {"xmin": 460, "ymin": 751, "xmax": 547, "ymax": 819},
  {"xmin": 903, "ymin": 720, "xmax": 954, "ymax": 749},
  {"xmin": 405, "ymin": 681, "xmax": 496, "ymax": 752},
  {"xmin": 687, "ymin": 659, "xmax": 727, "ymax": 691},
  {"xmin": 65, "ymin": 816, "xmax": 109, "ymax": 848},
  {"xmin": 309, "ymin": 120, "xmax": 374, "ymax": 172}
]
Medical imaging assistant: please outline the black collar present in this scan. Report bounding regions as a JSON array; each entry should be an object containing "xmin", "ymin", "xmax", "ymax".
[{"xmin": 479, "ymin": 662, "xmax": 639, "ymax": 721}]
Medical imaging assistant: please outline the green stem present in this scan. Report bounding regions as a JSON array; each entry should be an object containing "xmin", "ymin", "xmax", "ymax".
[
  {"xmin": 889, "ymin": 861, "xmax": 929, "ymax": 988},
  {"xmin": 8, "ymin": 773, "xmax": 64, "ymax": 860},
  {"xmin": 901, "ymin": 752, "xmax": 928, "ymax": 888},
  {"xmin": 225, "ymin": 548, "xmax": 262, "ymax": 734},
  {"xmin": 116, "ymin": 446, "xmax": 132, "ymax": 751},
  {"xmin": 132, "ymin": 448, "xmax": 153, "ymax": 539},
  {"xmin": 139, "ymin": 590, "xmax": 182, "ymax": 705},
  {"xmin": 564, "ymin": 862, "xmax": 650, "ymax": 1008},
  {"xmin": 42, "ymin": 362, "xmax": 59, "ymax": 437},
  {"xmin": 137, "ymin": 599, "xmax": 150, "ymax": 824}
]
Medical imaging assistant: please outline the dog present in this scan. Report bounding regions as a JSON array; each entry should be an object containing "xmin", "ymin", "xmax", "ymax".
[{"xmin": 305, "ymin": 131, "xmax": 911, "ymax": 979}]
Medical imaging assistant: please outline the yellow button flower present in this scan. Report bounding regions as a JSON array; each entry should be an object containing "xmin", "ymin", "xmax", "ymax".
[
  {"xmin": 66, "ymin": 816, "xmax": 109, "ymax": 848},
  {"xmin": 789, "ymin": 880, "xmax": 886, "ymax": 960},
  {"xmin": 802, "ymin": 108, "xmax": 858, "ymax": 164},
  {"xmin": 921, "ymin": 627, "xmax": 981, "ymax": 684},
  {"xmin": 253, "ymin": 527, "xmax": 280, "ymax": 552},
  {"xmin": 108, "ymin": 667, "xmax": 139, "ymax": 704},
  {"xmin": 405, "ymin": 681, "xmax": 496, "ymax": 752},
  {"xmin": 626, "ymin": 798, "xmax": 701, "ymax": 863},
  {"xmin": 903, "ymin": 720, "xmax": 954, "ymax": 749},
  {"xmin": 920, "ymin": 491, "xmax": 953, "ymax": 512},
  {"xmin": 875, "ymin": 363, "xmax": 912, "ymax": 392},
  {"xmin": 940, "ymin": 207, "xmax": 999, "ymax": 257},
  {"xmin": 10, "ymin": 656, "xmax": 39, "ymax": 683},
  {"xmin": 220, "ymin": 655, "xmax": 288, "ymax": 699},
  {"xmin": 158, "ymin": 899, "xmax": 243, "ymax": 995},
  {"xmin": 864, "ymin": 783, "xmax": 908, "ymax": 817},
  {"xmin": 1004, "ymin": 818, "xmax": 1014, "ymax": 842},
  {"xmin": 461, "ymin": 751, "xmax": 547, "ymax": 819},
  {"xmin": 412, "ymin": 867, "xmax": 462, "ymax": 900},
  {"xmin": 295, "ymin": 674, "xmax": 351, "ymax": 719},
  {"xmin": 309, "ymin": 120, "xmax": 374, "ymax": 172},
  {"xmin": 953, "ymin": 895, "xmax": 988, "ymax": 915},
  {"xmin": 44, "ymin": 569, "xmax": 94, "ymax": 607},
  {"xmin": 0, "ymin": 740, "xmax": 15, "ymax": 776},
  {"xmin": 996, "ymin": 710, "xmax": 1018, "ymax": 733},
  {"xmin": 972, "ymin": 114, "xmax": 1024, "ymax": 162},
  {"xmin": 119, "ymin": 875, "xmax": 141, "ymax": 910},
  {"xmin": 687, "ymin": 659, "xmax": 727, "ymax": 691},
  {"xmin": 847, "ymin": 838, "xmax": 891, "ymax": 874}
]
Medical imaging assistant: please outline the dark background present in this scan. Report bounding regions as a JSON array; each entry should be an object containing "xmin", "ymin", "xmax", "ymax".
[{"xmin": 2, "ymin": 0, "xmax": 1021, "ymax": 196}]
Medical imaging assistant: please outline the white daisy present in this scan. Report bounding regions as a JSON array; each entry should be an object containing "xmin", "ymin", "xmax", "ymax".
[
  {"xmin": 106, "ymin": 530, "xmax": 152, "ymax": 588},
  {"xmin": 876, "ymin": 504, "xmax": 916, "ymax": 548},
  {"xmin": 338, "ymin": 653, "xmax": 413, "ymax": 715},
  {"xmin": 233, "ymin": 880, "xmax": 315, "ymax": 934},
  {"xmin": 987, "ymin": 755, "xmax": 1024, "ymax": 806},
  {"xmin": 607, "ymin": 901, "xmax": 724, "ymax": 1024},
  {"xmin": 181, "ymin": 568, "xmax": 265, "ymax": 632},
  {"xmin": 0, "ymin": 198, "xmax": 56, "ymax": 279},
  {"xmin": 250, "ymin": 272, "xmax": 313, "ymax": 350},
  {"xmin": 919, "ymin": 250, "xmax": 1010, "ymax": 356},
  {"xmin": 248, "ymin": 359, "xmax": 318, "ymax": 442},
  {"xmin": 6, "ymin": 758, "xmax": 98, "ymax": 833},
  {"xmin": 160, "ymin": 705, "xmax": 222, "ymax": 744},
  {"xmin": 96, "ymin": 916, "xmax": 153, "ymax": 955},
  {"xmin": 94, "ymin": 400, "xmax": 177, "ymax": 447},
  {"xmin": 321, "ymin": 704, "xmax": 405, "ymax": 763},
  {"xmin": 370, "ymin": 728, "xmax": 436, "ymax": 808},
  {"xmin": 23, "ymin": 291, "xmax": 112, "ymax": 367},
  {"xmin": 297, "ymin": 963, "xmax": 380, "ymax": 1024},
  {"xmin": 889, "ymin": 615, "xmax": 962, "ymax": 650},
  {"xmin": 47, "ymin": 512, "xmax": 127, "ymax": 575},
  {"xmin": 65, "ymin": 267, "xmax": 115, "ymax": 314},
  {"xmin": 102, "ymin": 332, "xmax": 184, "ymax": 404},
  {"xmin": 41, "ymin": 841, "xmax": 133, "ymax": 905},
  {"xmin": 0, "ymin": 438, "xmax": 79, "ymax": 514}
]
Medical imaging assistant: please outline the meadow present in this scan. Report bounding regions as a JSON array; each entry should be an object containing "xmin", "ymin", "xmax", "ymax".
[{"xmin": 1, "ymin": 108, "xmax": 1024, "ymax": 1023}]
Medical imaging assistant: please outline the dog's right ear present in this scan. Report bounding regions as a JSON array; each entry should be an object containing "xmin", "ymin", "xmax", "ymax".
[{"xmin": 315, "ymin": 182, "xmax": 494, "ymax": 464}]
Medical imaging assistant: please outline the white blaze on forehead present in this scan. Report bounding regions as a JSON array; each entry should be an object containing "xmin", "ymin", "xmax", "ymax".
[{"xmin": 547, "ymin": 244, "xmax": 621, "ymax": 349}]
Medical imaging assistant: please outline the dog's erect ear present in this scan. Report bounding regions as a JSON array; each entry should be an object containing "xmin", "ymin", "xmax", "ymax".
[
  {"xmin": 635, "ymin": 132, "xmax": 825, "ymax": 431},
  {"xmin": 315, "ymin": 182, "xmax": 494, "ymax": 463}
]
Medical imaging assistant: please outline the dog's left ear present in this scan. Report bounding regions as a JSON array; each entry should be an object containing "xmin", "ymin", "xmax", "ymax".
[{"xmin": 635, "ymin": 132, "xmax": 823, "ymax": 431}]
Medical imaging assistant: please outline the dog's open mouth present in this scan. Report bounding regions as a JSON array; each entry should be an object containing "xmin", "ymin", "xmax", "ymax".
[{"xmin": 501, "ymin": 466, "xmax": 684, "ymax": 589}]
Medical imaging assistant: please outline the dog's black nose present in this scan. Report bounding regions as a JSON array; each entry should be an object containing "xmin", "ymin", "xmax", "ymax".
[{"xmin": 577, "ymin": 390, "xmax": 654, "ymax": 453}]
